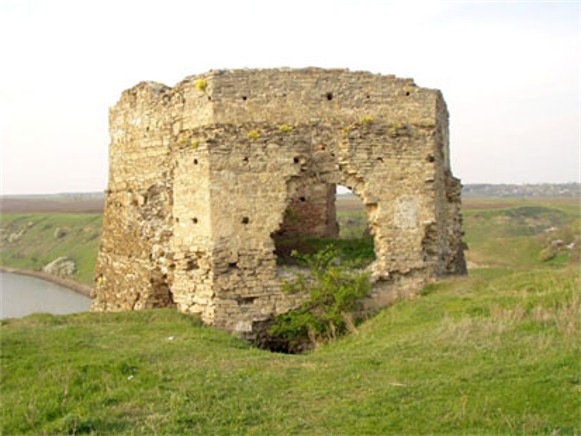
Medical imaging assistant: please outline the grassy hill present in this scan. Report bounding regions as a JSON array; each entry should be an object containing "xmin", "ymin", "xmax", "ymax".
[
  {"xmin": 0, "ymin": 213, "xmax": 102, "ymax": 284},
  {"xmin": 1, "ymin": 266, "xmax": 578, "ymax": 434},
  {"xmin": 1, "ymin": 197, "xmax": 580, "ymax": 433}
]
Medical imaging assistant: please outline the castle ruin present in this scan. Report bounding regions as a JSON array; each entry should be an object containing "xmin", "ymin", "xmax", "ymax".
[{"xmin": 92, "ymin": 68, "xmax": 466, "ymax": 334}]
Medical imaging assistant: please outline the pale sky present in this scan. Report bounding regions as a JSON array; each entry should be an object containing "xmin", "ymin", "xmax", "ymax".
[{"xmin": 0, "ymin": 0, "xmax": 579, "ymax": 195}]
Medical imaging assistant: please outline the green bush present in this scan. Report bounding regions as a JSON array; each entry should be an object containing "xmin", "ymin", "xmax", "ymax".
[{"xmin": 269, "ymin": 246, "xmax": 371, "ymax": 352}]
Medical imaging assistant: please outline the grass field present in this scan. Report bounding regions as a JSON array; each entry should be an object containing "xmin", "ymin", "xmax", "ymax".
[{"xmin": 1, "ymin": 196, "xmax": 580, "ymax": 434}]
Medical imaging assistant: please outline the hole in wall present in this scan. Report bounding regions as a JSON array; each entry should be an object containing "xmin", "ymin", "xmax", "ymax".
[
  {"xmin": 426, "ymin": 155, "xmax": 435, "ymax": 162},
  {"xmin": 237, "ymin": 296, "xmax": 256, "ymax": 305},
  {"xmin": 405, "ymin": 92, "xmax": 410, "ymax": 96},
  {"xmin": 326, "ymin": 92, "xmax": 333, "ymax": 101},
  {"xmin": 335, "ymin": 186, "xmax": 376, "ymax": 251},
  {"xmin": 272, "ymin": 183, "xmax": 375, "ymax": 268},
  {"xmin": 207, "ymin": 96, "xmax": 212, "ymax": 101},
  {"xmin": 194, "ymin": 159, "xmax": 199, "ymax": 165},
  {"xmin": 243, "ymin": 157, "xmax": 249, "ymax": 164},
  {"xmin": 242, "ymin": 96, "xmax": 247, "ymax": 101},
  {"xmin": 192, "ymin": 217, "xmax": 198, "ymax": 224},
  {"xmin": 293, "ymin": 157, "xmax": 300, "ymax": 164},
  {"xmin": 377, "ymin": 157, "xmax": 384, "ymax": 163},
  {"xmin": 186, "ymin": 258, "xmax": 198, "ymax": 270},
  {"xmin": 242, "ymin": 217, "xmax": 250, "ymax": 224}
]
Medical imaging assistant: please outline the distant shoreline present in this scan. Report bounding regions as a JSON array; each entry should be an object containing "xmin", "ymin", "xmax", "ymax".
[{"xmin": 0, "ymin": 266, "xmax": 92, "ymax": 297}]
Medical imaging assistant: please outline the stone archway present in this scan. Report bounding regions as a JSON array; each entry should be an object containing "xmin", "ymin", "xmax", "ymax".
[{"xmin": 93, "ymin": 68, "xmax": 466, "ymax": 335}]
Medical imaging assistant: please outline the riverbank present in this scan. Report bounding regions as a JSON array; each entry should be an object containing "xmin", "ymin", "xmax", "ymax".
[{"xmin": 0, "ymin": 266, "xmax": 91, "ymax": 297}]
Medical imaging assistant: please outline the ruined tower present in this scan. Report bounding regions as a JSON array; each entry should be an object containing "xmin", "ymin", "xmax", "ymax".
[{"xmin": 93, "ymin": 68, "xmax": 466, "ymax": 333}]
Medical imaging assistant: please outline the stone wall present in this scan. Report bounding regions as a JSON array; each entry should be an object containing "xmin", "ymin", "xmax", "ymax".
[{"xmin": 93, "ymin": 68, "xmax": 466, "ymax": 334}]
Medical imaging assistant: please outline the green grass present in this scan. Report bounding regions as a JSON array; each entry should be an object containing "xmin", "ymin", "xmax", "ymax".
[
  {"xmin": 1, "ymin": 197, "xmax": 580, "ymax": 433},
  {"xmin": 274, "ymin": 235, "xmax": 375, "ymax": 267},
  {"xmin": 1, "ymin": 267, "xmax": 579, "ymax": 434},
  {"xmin": 0, "ymin": 214, "xmax": 102, "ymax": 284},
  {"xmin": 463, "ymin": 202, "xmax": 579, "ymax": 269}
]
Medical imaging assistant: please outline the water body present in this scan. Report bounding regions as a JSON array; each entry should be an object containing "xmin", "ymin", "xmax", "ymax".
[{"xmin": 0, "ymin": 272, "xmax": 91, "ymax": 319}]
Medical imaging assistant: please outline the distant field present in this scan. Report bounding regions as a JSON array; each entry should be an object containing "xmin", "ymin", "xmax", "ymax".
[
  {"xmin": 0, "ymin": 197, "xmax": 104, "ymax": 214},
  {"xmin": 1, "ymin": 195, "xmax": 578, "ymax": 284}
]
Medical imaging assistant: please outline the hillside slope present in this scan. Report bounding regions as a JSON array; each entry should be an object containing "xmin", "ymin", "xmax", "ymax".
[
  {"xmin": 1, "ymin": 197, "xmax": 580, "ymax": 433},
  {"xmin": 0, "ymin": 214, "xmax": 102, "ymax": 284},
  {"xmin": 1, "ymin": 266, "xmax": 579, "ymax": 434}
]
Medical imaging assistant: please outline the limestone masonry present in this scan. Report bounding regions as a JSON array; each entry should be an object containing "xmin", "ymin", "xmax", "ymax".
[{"xmin": 93, "ymin": 68, "xmax": 467, "ymax": 334}]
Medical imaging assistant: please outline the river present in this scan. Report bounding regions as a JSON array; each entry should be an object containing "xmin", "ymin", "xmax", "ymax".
[{"xmin": 0, "ymin": 272, "xmax": 91, "ymax": 319}]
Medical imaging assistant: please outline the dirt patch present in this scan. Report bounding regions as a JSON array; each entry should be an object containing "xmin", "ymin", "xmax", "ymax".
[
  {"xmin": 0, "ymin": 198, "xmax": 104, "ymax": 214},
  {"xmin": 463, "ymin": 201, "xmax": 518, "ymax": 210},
  {"xmin": 336, "ymin": 196, "xmax": 365, "ymax": 212}
]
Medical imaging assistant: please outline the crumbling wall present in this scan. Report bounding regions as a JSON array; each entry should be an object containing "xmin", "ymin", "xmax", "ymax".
[{"xmin": 93, "ymin": 68, "xmax": 466, "ymax": 334}]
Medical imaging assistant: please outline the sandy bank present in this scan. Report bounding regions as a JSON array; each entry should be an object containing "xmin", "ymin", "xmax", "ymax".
[{"xmin": 0, "ymin": 266, "xmax": 92, "ymax": 297}]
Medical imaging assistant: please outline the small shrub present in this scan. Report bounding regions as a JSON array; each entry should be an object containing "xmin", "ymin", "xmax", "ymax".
[
  {"xmin": 269, "ymin": 246, "xmax": 371, "ymax": 352},
  {"xmin": 247, "ymin": 130, "xmax": 260, "ymax": 140}
]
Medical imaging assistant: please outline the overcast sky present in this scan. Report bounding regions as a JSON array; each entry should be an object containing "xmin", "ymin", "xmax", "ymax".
[{"xmin": 0, "ymin": 0, "xmax": 579, "ymax": 194}]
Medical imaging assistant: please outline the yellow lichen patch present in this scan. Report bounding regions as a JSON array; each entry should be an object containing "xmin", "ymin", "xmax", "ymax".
[
  {"xmin": 191, "ymin": 140, "xmax": 199, "ymax": 149},
  {"xmin": 247, "ymin": 130, "xmax": 260, "ymax": 140},
  {"xmin": 279, "ymin": 124, "xmax": 293, "ymax": 133},
  {"xmin": 360, "ymin": 115, "xmax": 375, "ymax": 125},
  {"xmin": 195, "ymin": 79, "xmax": 207, "ymax": 92},
  {"xmin": 388, "ymin": 122, "xmax": 407, "ymax": 137}
]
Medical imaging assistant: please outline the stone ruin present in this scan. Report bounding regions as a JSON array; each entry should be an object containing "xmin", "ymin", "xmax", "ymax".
[{"xmin": 92, "ymin": 68, "xmax": 466, "ymax": 335}]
